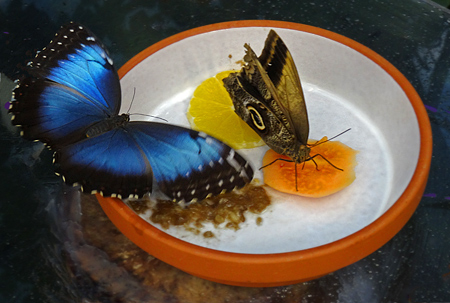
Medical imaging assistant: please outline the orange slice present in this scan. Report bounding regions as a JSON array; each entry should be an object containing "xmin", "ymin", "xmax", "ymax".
[
  {"xmin": 187, "ymin": 70, "xmax": 265, "ymax": 150},
  {"xmin": 262, "ymin": 137, "xmax": 358, "ymax": 198}
]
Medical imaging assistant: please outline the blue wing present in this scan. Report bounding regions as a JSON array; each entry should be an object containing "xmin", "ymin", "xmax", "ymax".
[
  {"xmin": 10, "ymin": 22, "xmax": 254, "ymax": 203},
  {"xmin": 10, "ymin": 22, "xmax": 121, "ymax": 149},
  {"xmin": 55, "ymin": 122, "xmax": 254, "ymax": 202}
]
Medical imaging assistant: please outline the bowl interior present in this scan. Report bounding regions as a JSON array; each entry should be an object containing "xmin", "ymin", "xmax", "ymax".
[{"xmin": 118, "ymin": 27, "xmax": 420, "ymax": 254}]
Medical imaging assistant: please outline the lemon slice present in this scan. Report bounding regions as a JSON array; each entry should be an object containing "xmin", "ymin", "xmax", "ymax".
[{"xmin": 187, "ymin": 70, "xmax": 265, "ymax": 150}]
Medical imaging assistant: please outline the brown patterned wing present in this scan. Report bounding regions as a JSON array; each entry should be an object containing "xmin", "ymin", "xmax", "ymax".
[
  {"xmin": 258, "ymin": 29, "xmax": 309, "ymax": 146},
  {"xmin": 223, "ymin": 30, "xmax": 309, "ymax": 160}
]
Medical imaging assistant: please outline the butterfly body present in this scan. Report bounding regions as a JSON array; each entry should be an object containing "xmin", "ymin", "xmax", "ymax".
[
  {"xmin": 223, "ymin": 30, "xmax": 311, "ymax": 165},
  {"xmin": 85, "ymin": 114, "xmax": 130, "ymax": 138},
  {"xmin": 10, "ymin": 22, "xmax": 253, "ymax": 202}
]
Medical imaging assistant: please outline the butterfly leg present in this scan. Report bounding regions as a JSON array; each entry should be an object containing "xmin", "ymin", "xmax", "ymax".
[
  {"xmin": 260, "ymin": 157, "xmax": 302, "ymax": 191},
  {"xmin": 308, "ymin": 154, "xmax": 344, "ymax": 171},
  {"xmin": 259, "ymin": 157, "xmax": 294, "ymax": 170}
]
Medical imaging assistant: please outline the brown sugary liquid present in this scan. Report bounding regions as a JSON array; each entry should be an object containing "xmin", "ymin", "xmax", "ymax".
[{"xmin": 129, "ymin": 184, "xmax": 271, "ymax": 237}]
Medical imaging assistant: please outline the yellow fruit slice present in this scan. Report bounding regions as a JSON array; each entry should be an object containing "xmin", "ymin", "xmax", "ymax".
[
  {"xmin": 187, "ymin": 70, "xmax": 265, "ymax": 150},
  {"xmin": 262, "ymin": 137, "xmax": 358, "ymax": 198}
]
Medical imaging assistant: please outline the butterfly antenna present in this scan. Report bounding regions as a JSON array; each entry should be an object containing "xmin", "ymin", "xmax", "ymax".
[
  {"xmin": 130, "ymin": 113, "xmax": 168, "ymax": 122},
  {"xmin": 127, "ymin": 87, "xmax": 168, "ymax": 122},
  {"xmin": 310, "ymin": 128, "xmax": 351, "ymax": 147},
  {"xmin": 126, "ymin": 87, "xmax": 137, "ymax": 114}
]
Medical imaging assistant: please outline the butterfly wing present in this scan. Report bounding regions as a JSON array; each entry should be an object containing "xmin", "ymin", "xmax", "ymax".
[
  {"xmin": 223, "ymin": 30, "xmax": 310, "ymax": 160},
  {"xmin": 223, "ymin": 58, "xmax": 296, "ymax": 157},
  {"xmin": 258, "ymin": 29, "xmax": 309, "ymax": 145},
  {"xmin": 54, "ymin": 125, "xmax": 154, "ymax": 199},
  {"xmin": 55, "ymin": 122, "xmax": 254, "ymax": 202},
  {"xmin": 9, "ymin": 22, "xmax": 121, "ymax": 149},
  {"xmin": 10, "ymin": 22, "xmax": 253, "ymax": 202}
]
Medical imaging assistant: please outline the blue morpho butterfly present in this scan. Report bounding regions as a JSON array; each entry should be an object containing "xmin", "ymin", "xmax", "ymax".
[{"xmin": 9, "ymin": 22, "xmax": 254, "ymax": 203}]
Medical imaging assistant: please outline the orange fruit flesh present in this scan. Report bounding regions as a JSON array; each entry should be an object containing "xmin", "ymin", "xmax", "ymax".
[
  {"xmin": 262, "ymin": 137, "xmax": 358, "ymax": 198},
  {"xmin": 187, "ymin": 70, "xmax": 265, "ymax": 150}
]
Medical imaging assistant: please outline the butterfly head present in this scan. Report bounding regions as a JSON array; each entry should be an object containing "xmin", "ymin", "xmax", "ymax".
[{"xmin": 294, "ymin": 143, "xmax": 312, "ymax": 164}]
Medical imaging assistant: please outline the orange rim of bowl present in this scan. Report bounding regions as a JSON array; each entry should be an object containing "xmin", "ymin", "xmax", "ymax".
[{"xmin": 97, "ymin": 20, "xmax": 432, "ymax": 287}]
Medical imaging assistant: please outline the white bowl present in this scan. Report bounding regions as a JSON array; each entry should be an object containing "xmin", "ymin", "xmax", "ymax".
[{"xmin": 97, "ymin": 20, "xmax": 432, "ymax": 286}]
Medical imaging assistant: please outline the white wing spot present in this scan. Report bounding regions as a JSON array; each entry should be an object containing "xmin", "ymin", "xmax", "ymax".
[
  {"xmin": 218, "ymin": 179, "xmax": 224, "ymax": 187},
  {"xmin": 209, "ymin": 160, "xmax": 214, "ymax": 167},
  {"xmin": 191, "ymin": 189, "xmax": 196, "ymax": 195},
  {"xmin": 111, "ymin": 193, "xmax": 122, "ymax": 199},
  {"xmin": 177, "ymin": 199, "xmax": 187, "ymax": 207},
  {"xmin": 197, "ymin": 164, "xmax": 203, "ymax": 171},
  {"xmin": 205, "ymin": 184, "xmax": 210, "ymax": 191},
  {"xmin": 230, "ymin": 176, "xmax": 235, "ymax": 182},
  {"xmin": 86, "ymin": 36, "xmax": 95, "ymax": 41},
  {"xmin": 227, "ymin": 149, "xmax": 235, "ymax": 160}
]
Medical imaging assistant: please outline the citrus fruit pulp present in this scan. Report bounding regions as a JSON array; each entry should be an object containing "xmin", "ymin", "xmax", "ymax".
[{"xmin": 187, "ymin": 70, "xmax": 265, "ymax": 150}]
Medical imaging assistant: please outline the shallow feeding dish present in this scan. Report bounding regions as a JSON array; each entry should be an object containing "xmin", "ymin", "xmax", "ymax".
[{"xmin": 96, "ymin": 20, "xmax": 432, "ymax": 287}]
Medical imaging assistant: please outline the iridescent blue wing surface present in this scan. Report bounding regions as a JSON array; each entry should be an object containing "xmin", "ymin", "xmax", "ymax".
[
  {"xmin": 9, "ymin": 22, "xmax": 254, "ymax": 202},
  {"xmin": 10, "ymin": 22, "xmax": 120, "ymax": 149},
  {"xmin": 55, "ymin": 122, "xmax": 253, "ymax": 202}
]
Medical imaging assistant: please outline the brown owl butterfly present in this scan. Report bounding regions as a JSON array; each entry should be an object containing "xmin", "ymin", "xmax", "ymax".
[{"xmin": 223, "ymin": 29, "xmax": 344, "ymax": 190}]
